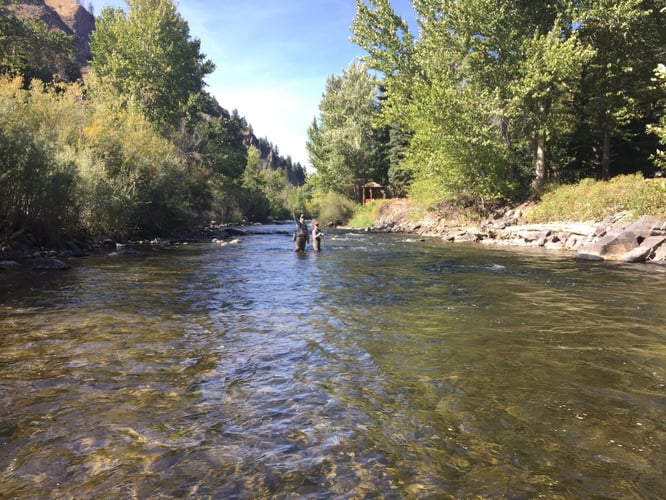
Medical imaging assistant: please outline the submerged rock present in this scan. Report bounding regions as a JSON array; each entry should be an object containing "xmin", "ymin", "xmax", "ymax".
[{"xmin": 32, "ymin": 257, "xmax": 70, "ymax": 271}]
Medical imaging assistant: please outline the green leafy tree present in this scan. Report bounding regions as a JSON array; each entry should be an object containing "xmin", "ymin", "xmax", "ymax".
[
  {"xmin": 90, "ymin": 0, "xmax": 214, "ymax": 130},
  {"xmin": 262, "ymin": 167, "xmax": 292, "ymax": 219},
  {"xmin": 648, "ymin": 63, "xmax": 666, "ymax": 170},
  {"xmin": 308, "ymin": 61, "xmax": 383, "ymax": 201},
  {"xmin": 509, "ymin": 18, "xmax": 595, "ymax": 188},
  {"xmin": 239, "ymin": 145, "xmax": 269, "ymax": 221},
  {"xmin": 574, "ymin": 0, "xmax": 666, "ymax": 179},
  {"xmin": 352, "ymin": 0, "xmax": 610, "ymax": 203},
  {"xmin": 0, "ymin": 10, "xmax": 78, "ymax": 82}
]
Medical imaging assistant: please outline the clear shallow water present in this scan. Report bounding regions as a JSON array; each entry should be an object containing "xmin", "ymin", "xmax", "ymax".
[{"xmin": 1, "ymin": 225, "xmax": 665, "ymax": 499}]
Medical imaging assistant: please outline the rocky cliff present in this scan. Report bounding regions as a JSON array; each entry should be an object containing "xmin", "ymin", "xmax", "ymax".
[{"xmin": 2, "ymin": 0, "xmax": 95, "ymax": 67}]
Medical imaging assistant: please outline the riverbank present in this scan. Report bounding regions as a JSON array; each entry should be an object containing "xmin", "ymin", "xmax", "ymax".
[
  {"xmin": 4, "ymin": 199, "xmax": 666, "ymax": 271},
  {"xmin": 0, "ymin": 224, "xmax": 246, "ymax": 271},
  {"xmin": 367, "ymin": 198, "xmax": 666, "ymax": 265}
]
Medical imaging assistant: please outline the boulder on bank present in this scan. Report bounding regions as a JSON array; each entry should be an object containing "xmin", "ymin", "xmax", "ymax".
[
  {"xmin": 371, "ymin": 199, "xmax": 666, "ymax": 265},
  {"xmin": 576, "ymin": 215, "xmax": 666, "ymax": 263}
]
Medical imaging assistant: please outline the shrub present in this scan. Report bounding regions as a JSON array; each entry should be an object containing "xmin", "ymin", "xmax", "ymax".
[
  {"xmin": 348, "ymin": 199, "xmax": 392, "ymax": 228},
  {"xmin": 314, "ymin": 191, "xmax": 356, "ymax": 226}
]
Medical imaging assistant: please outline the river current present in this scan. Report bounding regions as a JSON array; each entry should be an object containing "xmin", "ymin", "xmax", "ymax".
[{"xmin": 1, "ymin": 224, "xmax": 665, "ymax": 499}]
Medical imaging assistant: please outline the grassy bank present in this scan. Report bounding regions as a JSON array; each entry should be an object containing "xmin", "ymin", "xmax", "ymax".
[
  {"xmin": 525, "ymin": 174, "xmax": 666, "ymax": 223},
  {"xmin": 349, "ymin": 173, "xmax": 666, "ymax": 228}
]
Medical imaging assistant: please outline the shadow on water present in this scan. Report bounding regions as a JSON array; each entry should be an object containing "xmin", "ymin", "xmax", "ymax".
[{"xmin": 0, "ymin": 226, "xmax": 665, "ymax": 498}]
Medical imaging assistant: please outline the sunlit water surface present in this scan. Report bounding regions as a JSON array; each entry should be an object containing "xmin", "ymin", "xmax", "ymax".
[{"xmin": 1, "ymin": 225, "xmax": 665, "ymax": 499}]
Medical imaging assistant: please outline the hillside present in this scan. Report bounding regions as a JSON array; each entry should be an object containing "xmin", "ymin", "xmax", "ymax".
[
  {"xmin": 1, "ymin": 0, "xmax": 305, "ymax": 182},
  {"xmin": 1, "ymin": 0, "xmax": 94, "ymax": 67}
]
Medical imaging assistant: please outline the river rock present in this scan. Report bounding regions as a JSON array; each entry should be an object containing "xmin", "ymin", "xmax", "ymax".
[
  {"xmin": 576, "ymin": 229, "xmax": 639, "ymax": 261},
  {"xmin": 576, "ymin": 215, "xmax": 666, "ymax": 262},
  {"xmin": 0, "ymin": 260, "xmax": 20, "ymax": 270},
  {"xmin": 377, "ymin": 199, "xmax": 666, "ymax": 264},
  {"xmin": 620, "ymin": 236, "xmax": 666, "ymax": 262},
  {"xmin": 32, "ymin": 257, "xmax": 70, "ymax": 270},
  {"xmin": 650, "ymin": 242, "xmax": 666, "ymax": 263}
]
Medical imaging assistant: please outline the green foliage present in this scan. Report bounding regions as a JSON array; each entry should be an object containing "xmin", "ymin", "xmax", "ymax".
[
  {"xmin": 648, "ymin": 63, "xmax": 666, "ymax": 170},
  {"xmin": 90, "ymin": 0, "xmax": 214, "ymax": 129},
  {"xmin": 262, "ymin": 168, "xmax": 293, "ymax": 220},
  {"xmin": 0, "ymin": 2, "xmax": 307, "ymax": 245},
  {"xmin": 313, "ymin": 191, "xmax": 357, "ymax": 226},
  {"xmin": 308, "ymin": 61, "xmax": 385, "ymax": 201},
  {"xmin": 349, "ymin": 0, "xmax": 666, "ymax": 207},
  {"xmin": 286, "ymin": 184, "xmax": 312, "ymax": 220},
  {"xmin": 81, "ymin": 80, "xmax": 196, "ymax": 236},
  {"xmin": 238, "ymin": 146, "xmax": 269, "ymax": 221},
  {"xmin": 573, "ymin": 0, "xmax": 666, "ymax": 179},
  {"xmin": 351, "ymin": 0, "xmax": 414, "ymax": 77},
  {"xmin": 0, "ymin": 76, "xmax": 81, "ymax": 244},
  {"xmin": 0, "ymin": 12, "xmax": 79, "ymax": 82},
  {"xmin": 348, "ymin": 199, "xmax": 391, "ymax": 228},
  {"xmin": 526, "ymin": 174, "xmax": 666, "ymax": 222}
]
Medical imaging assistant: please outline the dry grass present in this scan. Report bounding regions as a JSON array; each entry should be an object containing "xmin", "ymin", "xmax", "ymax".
[{"xmin": 525, "ymin": 174, "xmax": 666, "ymax": 223}]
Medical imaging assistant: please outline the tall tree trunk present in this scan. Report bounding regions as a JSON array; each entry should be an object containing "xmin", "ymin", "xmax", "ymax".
[
  {"xmin": 532, "ymin": 130, "xmax": 547, "ymax": 189},
  {"xmin": 601, "ymin": 127, "xmax": 610, "ymax": 180}
]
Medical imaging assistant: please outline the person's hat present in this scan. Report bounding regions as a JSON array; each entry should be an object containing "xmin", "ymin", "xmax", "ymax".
[{"xmin": 299, "ymin": 214, "xmax": 304, "ymax": 219}]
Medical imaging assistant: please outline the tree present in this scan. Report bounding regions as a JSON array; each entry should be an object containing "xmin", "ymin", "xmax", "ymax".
[
  {"xmin": 509, "ymin": 18, "xmax": 595, "ymax": 188},
  {"xmin": 648, "ymin": 63, "xmax": 666, "ymax": 170},
  {"xmin": 0, "ymin": 11, "xmax": 79, "ymax": 83},
  {"xmin": 351, "ymin": 0, "xmax": 616, "ymax": 203},
  {"xmin": 90, "ymin": 0, "xmax": 214, "ymax": 130},
  {"xmin": 308, "ymin": 61, "xmax": 383, "ymax": 201},
  {"xmin": 574, "ymin": 0, "xmax": 666, "ymax": 180}
]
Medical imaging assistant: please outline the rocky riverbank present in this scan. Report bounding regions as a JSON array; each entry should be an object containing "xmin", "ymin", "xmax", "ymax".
[
  {"xmin": 0, "ymin": 225, "xmax": 247, "ymax": 271},
  {"xmin": 371, "ymin": 199, "xmax": 666, "ymax": 265}
]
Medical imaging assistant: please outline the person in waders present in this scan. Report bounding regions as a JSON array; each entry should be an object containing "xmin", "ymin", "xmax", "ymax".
[
  {"xmin": 293, "ymin": 214, "xmax": 309, "ymax": 252},
  {"xmin": 311, "ymin": 220, "xmax": 324, "ymax": 251}
]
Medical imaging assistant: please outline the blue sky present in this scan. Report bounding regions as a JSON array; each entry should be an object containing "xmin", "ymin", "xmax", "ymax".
[{"xmin": 85, "ymin": 0, "xmax": 416, "ymax": 169}]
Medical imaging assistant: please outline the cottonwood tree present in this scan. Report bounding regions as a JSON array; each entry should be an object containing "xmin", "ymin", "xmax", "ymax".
[
  {"xmin": 307, "ymin": 61, "xmax": 383, "ymax": 201},
  {"xmin": 90, "ymin": 0, "xmax": 214, "ymax": 130},
  {"xmin": 351, "ymin": 0, "xmax": 629, "ymax": 203}
]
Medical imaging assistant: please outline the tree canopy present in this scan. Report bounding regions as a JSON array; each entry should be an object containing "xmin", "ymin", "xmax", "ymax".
[
  {"xmin": 90, "ymin": 0, "xmax": 215, "ymax": 129},
  {"xmin": 0, "ymin": 0, "xmax": 307, "ymax": 245},
  {"xmin": 308, "ymin": 0, "xmax": 666, "ymax": 208}
]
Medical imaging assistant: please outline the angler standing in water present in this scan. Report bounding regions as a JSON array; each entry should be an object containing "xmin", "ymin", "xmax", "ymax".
[
  {"xmin": 293, "ymin": 213, "xmax": 309, "ymax": 252},
  {"xmin": 311, "ymin": 220, "xmax": 324, "ymax": 251}
]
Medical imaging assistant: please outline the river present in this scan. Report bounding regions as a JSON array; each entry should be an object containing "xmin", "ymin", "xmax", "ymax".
[{"xmin": 1, "ymin": 224, "xmax": 665, "ymax": 499}]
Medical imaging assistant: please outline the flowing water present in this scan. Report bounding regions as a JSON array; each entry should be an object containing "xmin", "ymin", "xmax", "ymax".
[{"xmin": 1, "ymin": 224, "xmax": 665, "ymax": 499}]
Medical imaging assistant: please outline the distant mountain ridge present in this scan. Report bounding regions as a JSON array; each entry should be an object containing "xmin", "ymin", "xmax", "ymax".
[{"xmin": 2, "ymin": 0, "xmax": 306, "ymax": 182}]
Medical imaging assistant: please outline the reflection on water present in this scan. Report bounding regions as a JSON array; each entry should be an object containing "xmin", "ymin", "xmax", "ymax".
[{"xmin": 1, "ymin": 226, "xmax": 665, "ymax": 498}]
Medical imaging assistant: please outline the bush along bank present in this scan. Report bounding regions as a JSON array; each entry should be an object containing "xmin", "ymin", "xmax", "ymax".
[{"xmin": 371, "ymin": 200, "xmax": 666, "ymax": 265}]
